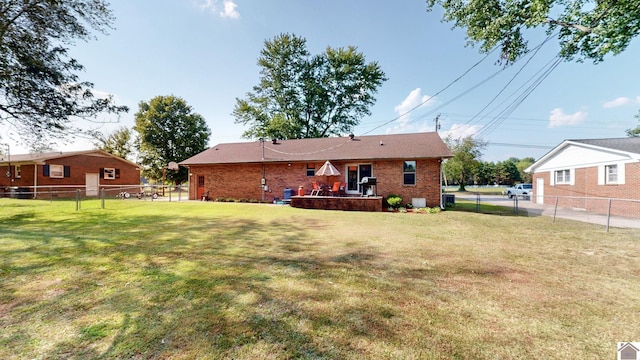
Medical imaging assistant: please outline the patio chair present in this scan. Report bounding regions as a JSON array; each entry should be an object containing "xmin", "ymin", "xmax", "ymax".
[
  {"xmin": 329, "ymin": 181, "xmax": 341, "ymax": 196},
  {"xmin": 310, "ymin": 182, "xmax": 320, "ymax": 196}
]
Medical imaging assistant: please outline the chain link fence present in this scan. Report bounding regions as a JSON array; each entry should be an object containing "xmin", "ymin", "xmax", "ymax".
[
  {"xmin": 451, "ymin": 191, "xmax": 639, "ymax": 231},
  {"xmin": 1, "ymin": 184, "xmax": 190, "ymax": 210}
]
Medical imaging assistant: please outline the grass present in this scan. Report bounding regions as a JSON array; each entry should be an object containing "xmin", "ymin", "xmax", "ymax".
[
  {"xmin": 1, "ymin": 198, "xmax": 639, "ymax": 359},
  {"xmin": 448, "ymin": 199, "xmax": 522, "ymax": 216}
]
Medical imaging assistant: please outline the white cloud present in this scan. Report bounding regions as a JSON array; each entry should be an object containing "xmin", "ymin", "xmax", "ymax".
[
  {"xmin": 220, "ymin": 0, "xmax": 240, "ymax": 19},
  {"xmin": 199, "ymin": 0, "xmax": 216, "ymax": 12},
  {"xmin": 197, "ymin": 0, "xmax": 240, "ymax": 19},
  {"xmin": 387, "ymin": 88, "xmax": 436, "ymax": 133},
  {"xmin": 440, "ymin": 124, "xmax": 481, "ymax": 139},
  {"xmin": 603, "ymin": 97, "xmax": 631, "ymax": 108},
  {"xmin": 548, "ymin": 108, "xmax": 588, "ymax": 128},
  {"xmin": 602, "ymin": 96, "xmax": 640, "ymax": 108}
]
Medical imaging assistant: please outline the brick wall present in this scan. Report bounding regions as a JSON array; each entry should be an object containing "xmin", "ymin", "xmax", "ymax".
[
  {"xmin": 531, "ymin": 162, "xmax": 640, "ymax": 218},
  {"xmin": 187, "ymin": 158, "xmax": 444, "ymax": 207},
  {"xmin": 0, "ymin": 154, "xmax": 140, "ymax": 198}
]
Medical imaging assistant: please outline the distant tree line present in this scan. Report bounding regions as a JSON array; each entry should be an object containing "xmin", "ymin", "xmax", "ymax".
[
  {"xmin": 443, "ymin": 136, "xmax": 534, "ymax": 190},
  {"xmin": 445, "ymin": 156, "xmax": 535, "ymax": 188}
]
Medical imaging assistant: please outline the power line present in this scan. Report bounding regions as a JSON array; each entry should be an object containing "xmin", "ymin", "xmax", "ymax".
[
  {"xmin": 359, "ymin": 46, "xmax": 500, "ymax": 136},
  {"xmin": 476, "ymin": 56, "xmax": 563, "ymax": 138},
  {"xmin": 462, "ymin": 32, "xmax": 558, "ymax": 129},
  {"xmin": 487, "ymin": 142, "xmax": 553, "ymax": 149}
]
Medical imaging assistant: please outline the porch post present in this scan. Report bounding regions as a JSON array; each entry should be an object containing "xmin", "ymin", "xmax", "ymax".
[{"xmin": 33, "ymin": 164, "xmax": 38, "ymax": 199}]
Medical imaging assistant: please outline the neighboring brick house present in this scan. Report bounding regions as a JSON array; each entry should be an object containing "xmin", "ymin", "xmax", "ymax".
[
  {"xmin": 0, "ymin": 150, "xmax": 140, "ymax": 198},
  {"xmin": 525, "ymin": 138, "xmax": 640, "ymax": 218},
  {"xmin": 180, "ymin": 132, "xmax": 453, "ymax": 208}
]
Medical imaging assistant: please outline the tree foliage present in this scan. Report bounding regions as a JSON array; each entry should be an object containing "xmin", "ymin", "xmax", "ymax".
[
  {"xmin": 233, "ymin": 33, "xmax": 387, "ymax": 140},
  {"xmin": 627, "ymin": 110, "xmax": 640, "ymax": 137},
  {"xmin": 134, "ymin": 96, "xmax": 210, "ymax": 184},
  {"xmin": 91, "ymin": 127, "xmax": 135, "ymax": 161},
  {"xmin": 426, "ymin": 0, "xmax": 640, "ymax": 64},
  {"xmin": 444, "ymin": 136, "xmax": 487, "ymax": 191},
  {"xmin": 515, "ymin": 157, "xmax": 535, "ymax": 183},
  {"xmin": 0, "ymin": 0, "xmax": 128, "ymax": 148}
]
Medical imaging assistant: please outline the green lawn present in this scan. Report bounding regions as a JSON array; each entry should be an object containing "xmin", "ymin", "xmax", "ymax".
[{"xmin": 1, "ymin": 199, "xmax": 638, "ymax": 359}]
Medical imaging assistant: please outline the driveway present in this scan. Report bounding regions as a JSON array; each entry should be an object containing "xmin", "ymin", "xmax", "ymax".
[{"xmin": 454, "ymin": 194, "xmax": 640, "ymax": 229}]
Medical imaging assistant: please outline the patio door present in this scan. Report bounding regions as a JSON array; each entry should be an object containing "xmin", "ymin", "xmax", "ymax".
[
  {"xmin": 86, "ymin": 173, "xmax": 99, "ymax": 197},
  {"xmin": 196, "ymin": 175, "xmax": 205, "ymax": 200},
  {"xmin": 346, "ymin": 164, "xmax": 372, "ymax": 195}
]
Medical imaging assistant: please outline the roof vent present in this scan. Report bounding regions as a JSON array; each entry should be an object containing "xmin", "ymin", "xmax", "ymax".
[
  {"xmin": 272, "ymin": 138, "xmax": 278, "ymax": 144},
  {"xmin": 380, "ymin": 141, "xmax": 384, "ymax": 146},
  {"xmin": 349, "ymin": 133, "xmax": 354, "ymax": 140}
]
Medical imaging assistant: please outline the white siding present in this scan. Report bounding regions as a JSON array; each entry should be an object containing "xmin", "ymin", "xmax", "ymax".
[{"xmin": 535, "ymin": 144, "xmax": 631, "ymax": 172}]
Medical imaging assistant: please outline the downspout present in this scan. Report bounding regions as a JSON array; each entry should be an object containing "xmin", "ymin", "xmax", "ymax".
[{"xmin": 439, "ymin": 158, "xmax": 444, "ymax": 210}]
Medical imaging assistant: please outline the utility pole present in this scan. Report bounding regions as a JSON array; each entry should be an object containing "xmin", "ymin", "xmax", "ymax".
[{"xmin": 434, "ymin": 114, "xmax": 441, "ymax": 133}]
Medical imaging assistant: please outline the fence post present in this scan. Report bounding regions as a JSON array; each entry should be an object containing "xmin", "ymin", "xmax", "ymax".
[
  {"xmin": 476, "ymin": 193, "xmax": 480, "ymax": 212},
  {"xmin": 513, "ymin": 195, "xmax": 519, "ymax": 215},
  {"xmin": 75, "ymin": 189, "xmax": 80, "ymax": 211},
  {"xmin": 101, "ymin": 188, "xmax": 105, "ymax": 209},
  {"xmin": 553, "ymin": 197, "xmax": 558, "ymax": 224},
  {"xmin": 606, "ymin": 198, "xmax": 612, "ymax": 232}
]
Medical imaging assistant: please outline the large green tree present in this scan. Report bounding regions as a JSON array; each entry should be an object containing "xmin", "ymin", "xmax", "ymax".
[
  {"xmin": 444, "ymin": 136, "xmax": 487, "ymax": 191},
  {"xmin": 91, "ymin": 127, "xmax": 135, "ymax": 161},
  {"xmin": 426, "ymin": 0, "xmax": 640, "ymax": 64},
  {"xmin": 0, "ymin": 0, "xmax": 128, "ymax": 148},
  {"xmin": 134, "ymin": 96, "xmax": 210, "ymax": 184},
  {"xmin": 233, "ymin": 33, "xmax": 387, "ymax": 140}
]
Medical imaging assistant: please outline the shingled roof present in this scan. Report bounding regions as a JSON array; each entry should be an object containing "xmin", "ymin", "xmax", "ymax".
[
  {"xmin": 570, "ymin": 137, "xmax": 640, "ymax": 154},
  {"xmin": 180, "ymin": 132, "xmax": 452, "ymax": 165},
  {"xmin": 0, "ymin": 149, "xmax": 139, "ymax": 167}
]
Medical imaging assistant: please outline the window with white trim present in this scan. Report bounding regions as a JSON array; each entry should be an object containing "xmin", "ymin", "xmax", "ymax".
[
  {"xmin": 555, "ymin": 169, "xmax": 570, "ymax": 184},
  {"xmin": 605, "ymin": 164, "xmax": 618, "ymax": 184},
  {"xmin": 49, "ymin": 164, "xmax": 64, "ymax": 178},
  {"xmin": 14, "ymin": 165, "xmax": 21, "ymax": 178},
  {"xmin": 103, "ymin": 168, "xmax": 116, "ymax": 180}
]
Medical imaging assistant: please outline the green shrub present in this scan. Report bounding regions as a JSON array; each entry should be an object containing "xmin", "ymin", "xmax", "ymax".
[{"xmin": 385, "ymin": 194, "xmax": 403, "ymax": 209}]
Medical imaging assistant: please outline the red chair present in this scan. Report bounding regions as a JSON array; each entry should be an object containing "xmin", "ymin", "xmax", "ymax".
[
  {"xmin": 330, "ymin": 181, "xmax": 341, "ymax": 196},
  {"xmin": 310, "ymin": 182, "xmax": 320, "ymax": 196}
]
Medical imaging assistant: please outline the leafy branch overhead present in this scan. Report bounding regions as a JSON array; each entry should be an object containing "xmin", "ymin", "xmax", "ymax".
[
  {"xmin": 426, "ymin": 0, "xmax": 640, "ymax": 64},
  {"xmin": 233, "ymin": 33, "xmax": 388, "ymax": 140},
  {"xmin": 0, "ymin": 1, "xmax": 128, "ymax": 147}
]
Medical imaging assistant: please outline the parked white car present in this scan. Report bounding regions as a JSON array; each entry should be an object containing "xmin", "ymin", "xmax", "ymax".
[{"xmin": 504, "ymin": 183, "xmax": 532, "ymax": 199}]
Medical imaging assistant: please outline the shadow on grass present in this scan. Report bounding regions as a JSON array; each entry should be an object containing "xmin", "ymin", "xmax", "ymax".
[
  {"xmin": 0, "ymin": 207, "xmax": 402, "ymax": 359},
  {"xmin": 447, "ymin": 200, "xmax": 529, "ymax": 216}
]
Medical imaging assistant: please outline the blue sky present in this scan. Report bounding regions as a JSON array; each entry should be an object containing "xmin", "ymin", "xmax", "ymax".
[{"xmin": 3, "ymin": 0, "xmax": 639, "ymax": 162}]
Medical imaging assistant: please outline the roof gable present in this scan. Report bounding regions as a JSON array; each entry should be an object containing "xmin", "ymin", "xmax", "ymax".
[
  {"xmin": 526, "ymin": 138, "xmax": 640, "ymax": 173},
  {"xmin": 180, "ymin": 132, "xmax": 453, "ymax": 165}
]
